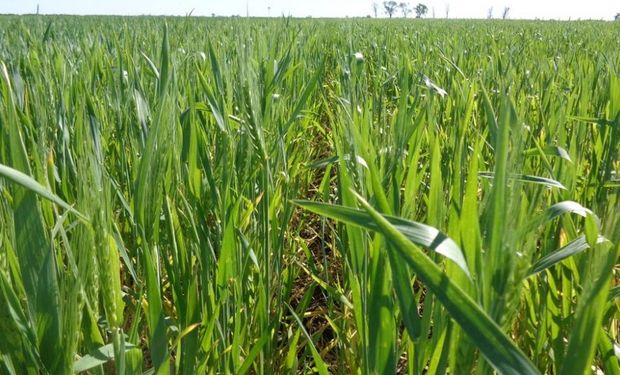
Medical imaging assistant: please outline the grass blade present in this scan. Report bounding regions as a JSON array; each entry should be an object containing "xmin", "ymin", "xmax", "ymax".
[
  {"xmin": 73, "ymin": 342, "xmax": 137, "ymax": 373},
  {"xmin": 293, "ymin": 200, "xmax": 470, "ymax": 277},
  {"xmin": 528, "ymin": 235, "xmax": 609, "ymax": 276},
  {"xmin": 0, "ymin": 163, "xmax": 85, "ymax": 219},
  {"xmin": 286, "ymin": 304, "xmax": 330, "ymax": 375},
  {"xmin": 296, "ymin": 193, "xmax": 539, "ymax": 374},
  {"xmin": 479, "ymin": 172, "xmax": 566, "ymax": 190}
]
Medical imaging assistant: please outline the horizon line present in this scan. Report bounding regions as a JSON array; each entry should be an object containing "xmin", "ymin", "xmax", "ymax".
[{"xmin": 0, "ymin": 13, "xmax": 615, "ymax": 21}]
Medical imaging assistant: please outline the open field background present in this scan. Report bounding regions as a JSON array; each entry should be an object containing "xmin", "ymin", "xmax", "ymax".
[{"xmin": 0, "ymin": 16, "xmax": 619, "ymax": 374}]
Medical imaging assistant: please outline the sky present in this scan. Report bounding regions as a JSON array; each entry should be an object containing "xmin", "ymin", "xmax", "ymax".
[{"xmin": 0, "ymin": 0, "xmax": 618, "ymax": 20}]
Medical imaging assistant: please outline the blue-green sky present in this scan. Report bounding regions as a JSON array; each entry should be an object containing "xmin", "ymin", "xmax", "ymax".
[{"xmin": 1, "ymin": 0, "xmax": 617, "ymax": 20}]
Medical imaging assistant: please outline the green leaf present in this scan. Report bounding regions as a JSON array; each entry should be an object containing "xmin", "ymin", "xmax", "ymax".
[
  {"xmin": 543, "ymin": 201, "xmax": 593, "ymax": 222},
  {"xmin": 297, "ymin": 194, "xmax": 539, "ymax": 374},
  {"xmin": 308, "ymin": 154, "xmax": 369, "ymax": 169},
  {"xmin": 353, "ymin": 191, "xmax": 538, "ymax": 374},
  {"xmin": 585, "ymin": 213, "xmax": 599, "ymax": 248},
  {"xmin": 73, "ymin": 342, "xmax": 137, "ymax": 373},
  {"xmin": 520, "ymin": 201, "xmax": 599, "ymax": 237},
  {"xmin": 598, "ymin": 331, "xmax": 620, "ymax": 375},
  {"xmin": 559, "ymin": 237, "xmax": 618, "ymax": 375},
  {"xmin": 293, "ymin": 200, "xmax": 470, "ymax": 277},
  {"xmin": 479, "ymin": 172, "xmax": 566, "ymax": 190},
  {"xmin": 158, "ymin": 23, "xmax": 170, "ymax": 98},
  {"xmin": 528, "ymin": 235, "xmax": 609, "ymax": 276},
  {"xmin": 282, "ymin": 63, "xmax": 323, "ymax": 134},
  {"xmin": 237, "ymin": 332, "xmax": 270, "ymax": 375},
  {"xmin": 286, "ymin": 304, "xmax": 330, "ymax": 375},
  {"xmin": 524, "ymin": 145, "xmax": 572, "ymax": 162},
  {"xmin": 568, "ymin": 115, "xmax": 614, "ymax": 126},
  {"xmin": 0, "ymin": 163, "xmax": 86, "ymax": 220},
  {"xmin": 140, "ymin": 51, "xmax": 160, "ymax": 80},
  {"xmin": 389, "ymin": 251, "xmax": 422, "ymax": 340}
]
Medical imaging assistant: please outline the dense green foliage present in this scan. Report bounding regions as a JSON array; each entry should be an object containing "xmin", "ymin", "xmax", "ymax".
[{"xmin": 0, "ymin": 16, "xmax": 619, "ymax": 374}]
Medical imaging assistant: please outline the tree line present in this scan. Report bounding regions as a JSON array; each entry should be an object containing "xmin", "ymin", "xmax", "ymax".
[
  {"xmin": 373, "ymin": 2, "xmax": 428, "ymax": 18},
  {"xmin": 374, "ymin": 3, "xmax": 620, "ymax": 20}
]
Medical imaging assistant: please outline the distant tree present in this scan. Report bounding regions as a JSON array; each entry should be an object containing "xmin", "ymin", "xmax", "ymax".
[
  {"xmin": 502, "ymin": 6, "xmax": 510, "ymax": 19},
  {"xmin": 615, "ymin": 12, "xmax": 620, "ymax": 21},
  {"xmin": 445, "ymin": 3, "xmax": 450, "ymax": 18},
  {"xmin": 384, "ymin": 1, "xmax": 398, "ymax": 18},
  {"xmin": 372, "ymin": 2, "xmax": 379, "ymax": 17},
  {"xmin": 414, "ymin": 3, "xmax": 428, "ymax": 18},
  {"xmin": 487, "ymin": 7, "xmax": 493, "ymax": 19},
  {"xmin": 399, "ymin": 2, "xmax": 412, "ymax": 17}
]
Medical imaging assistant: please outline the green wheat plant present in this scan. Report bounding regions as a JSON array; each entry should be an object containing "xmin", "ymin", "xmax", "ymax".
[{"xmin": 0, "ymin": 16, "xmax": 618, "ymax": 374}]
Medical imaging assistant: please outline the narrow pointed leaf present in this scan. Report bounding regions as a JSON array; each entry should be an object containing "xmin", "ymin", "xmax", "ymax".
[
  {"xmin": 350, "ymin": 192, "xmax": 539, "ymax": 375},
  {"xmin": 520, "ymin": 201, "xmax": 599, "ymax": 236},
  {"xmin": 528, "ymin": 235, "xmax": 609, "ymax": 276},
  {"xmin": 293, "ymin": 200, "xmax": 470, "ymax": 277},
  {"xmin": 479, "ymin": 171, "xmax": 566, "ymax": 189},
  {"xmin": 296, "ymin": 195, "xmax": 539, "ymax": 374},
  {"xmin": 286, "ymin": 304, "xmax": 330, "ymax": 375},
  {"xmin": 73, "ymin": 342, "xmax": 137, "ymax": 373},
  {"xmin": 0, "ymin": 163, "xmax": 86, "ymax": 219},
  {"xmin": 524, "ymin": 146, "xmax": 572, "ymax": 162}
]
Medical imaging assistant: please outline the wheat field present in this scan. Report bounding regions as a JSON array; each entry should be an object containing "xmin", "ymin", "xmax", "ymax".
[{"xmin": 0, "ymin": 16, "xmax": 618, "ymax": 374}]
